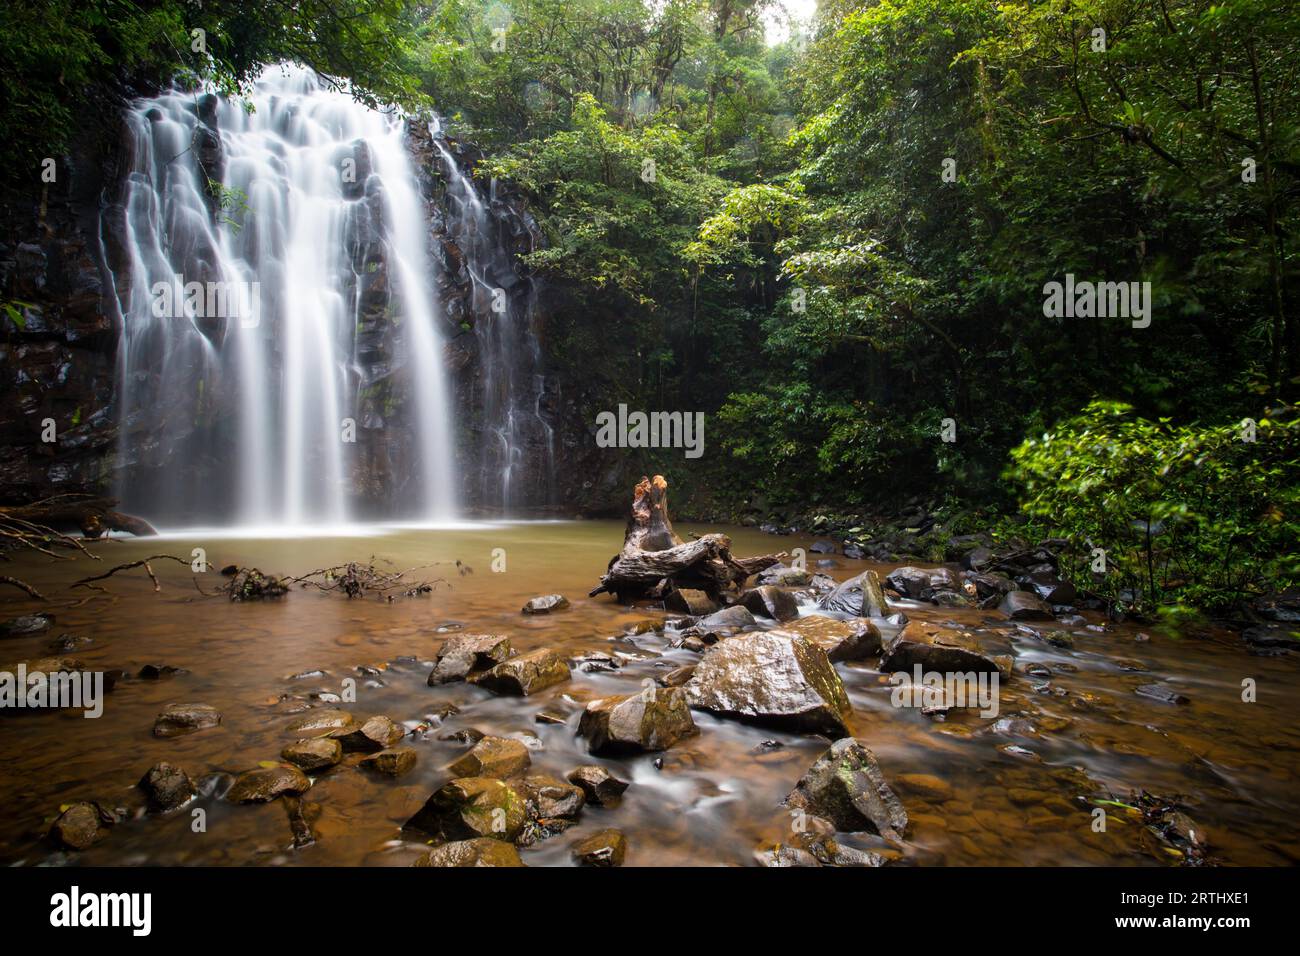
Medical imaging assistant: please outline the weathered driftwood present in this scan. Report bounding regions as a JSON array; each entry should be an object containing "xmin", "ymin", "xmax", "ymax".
[
  {"xmin": 590, "ymin": 475, "xmax": 784, "ymax": 602},
  {"xmin": 0, "ymin": 495, "xmax": 157, "ymax": 538}
]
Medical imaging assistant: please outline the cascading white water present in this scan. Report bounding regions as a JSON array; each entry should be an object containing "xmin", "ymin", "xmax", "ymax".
[
  {"xmin": 111, "ymin": 65, "xmax": 457, "ymax": 526},
  {"xmin": 430, "ymin": 119, "xmax": 554, "ymax": 512}
]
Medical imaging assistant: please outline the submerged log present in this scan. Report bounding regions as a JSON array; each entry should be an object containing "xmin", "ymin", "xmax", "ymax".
[
  {"xmin": 590, "ymin": 476, "xmax": 784, "ymax": 602},
  {"xmin": 0, "ymin": 495, "xmax": 157, "ymax": 538}
]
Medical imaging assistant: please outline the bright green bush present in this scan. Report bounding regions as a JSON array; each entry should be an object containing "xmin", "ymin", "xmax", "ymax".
[{"xmin": 1008, "ymin": 401, "xmax": 1300, "ymax": 613}]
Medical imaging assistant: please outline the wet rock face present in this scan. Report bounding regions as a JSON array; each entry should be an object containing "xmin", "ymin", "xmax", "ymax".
[
  {"xmin": 138, "ymin": 762, "xmax": 196, "ymax": 813},
  {"xmin": 153, "ymin": 703, "xmax": 222, "ymax": 738},
  {"xmin": 360, "ymin": 746, "xmax": 418, "ymax": 776},
  {"xmin": 519, "ymin": 774, "xmax": 586, "ymax": 819},
  {"xmin": 999, "ymin": 590, "xmax": 1055, "ymax": 621},
  {"xmin": 447, "ymin": 735, "xmax": 532, "ymax": 778},
  {"xmin": 414, "ymin": 838, "xmax": 526, "ymax": 867},
  {"xmin": 782, "ymin": 615, "xmax": 882, "ymax": 662},
  {"xmin": 660, "ymin": 588, "xmax": 717, "ymax": 616},
  {"xmin": 572, "ymin": 828, "xmax": 627, "ymax": 867},
  {"xmin": 522, "ymin": 594, "xmax": 570, "ymax": 614},
  {"xmin": 742, "ymin": 585, "xmax": 800, "ymax": 622},
  {"xmin": 567, "ymin": 765, "xmax": 629, "ymax": 807},
  {"xmin": 226, "ymin": 765, "xmax": 312, "ymax": 803},
  {"xmin": 49, "ymin": 801, "xmax": 116, "ymax": 850},
  {"xmin": 406, "ymin": 777, "xmax": 528, "ymax": 842},
  {"xmin": 819, "ymin": 571, "xmax": 890, "ymax": 617},
  {"xmin": 281, "ymin": 738, "xmax": 344, "ymax": 772},
  {"xmin": 331, "ymin": 715, "xmax": 404, "ymax": 753},
  {"xmin": 577, "ymin": 687, "xmax": 696, "ymax": 754},
  {"xmin": 429, "ymin": 633, "xmax": 513, "ymax": 685},
  {"xmin": 469, "ymin": 648, "xmax": 571, "ymax": 696},
  {"xmin": 685, "ymin": 631, "xmax": 853, "ymax": 736},
  {"xmin": 880, "ymin": 624, "xmax": 1008, "ymax": 677},
  {"xmin": 785, "ymin": 738, "xmax": 908, "ymax": 840}
]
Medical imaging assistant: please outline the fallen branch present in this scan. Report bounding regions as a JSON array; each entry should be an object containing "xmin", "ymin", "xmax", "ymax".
[
  {"xmin": 70, "ymin": 554, "xmax": 190, "ymax": 592},
  {"xmin": 0, "ymin": 575, "xmax": 46, "ymax": 600}
]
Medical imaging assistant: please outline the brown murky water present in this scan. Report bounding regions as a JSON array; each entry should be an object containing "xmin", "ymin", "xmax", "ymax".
[{"xmin": 1, "ymin": 520, "xmax": 1297, "ymax": 866}]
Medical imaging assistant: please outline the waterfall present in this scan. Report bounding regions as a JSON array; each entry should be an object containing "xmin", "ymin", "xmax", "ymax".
[
  {"xmin": 110, "ymin": 64, "xmax": 457, "ymax": 527},
  {"xmin": 430, "ymin": 120, "xmax": 555, "ymax": 513}
]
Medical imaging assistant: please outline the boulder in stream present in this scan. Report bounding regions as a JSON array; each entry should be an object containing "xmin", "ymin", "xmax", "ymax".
[
  {"xmin": 285, "ymin": 709, "xmax": 356, "ymax": 736},
  {"xmin": 742, "ymin": 585, "xmax": 800, "ymax": 622},
  {"xmin": 664, "ymin": 588, "xmax": 719, "ymax": 616},
  {"xmin": 429, "ymin": 633, "xmax": 513, "ymax": 684},
  {"xmin": 447, "ymin": 735, "xmax": 532, "ymax": 778},
  {"xmin": 685, "ymin": 630, "xmax": 852, "ymax": 736},
  {"xmin": 469, "ymin": 647, "xmax": 571, "ymax": 696},
  {"xmin": 782, "ymin": 615, "xmax": 882, "ymax": 662},
  {"xmin": 360, "ymin": 746, "xmax": 418, "ymax": 776},
  {"xmin": 137, "ymin": 762, "xmax": 196, "ymax": 813},
  {"xmin": 577, "ymin": 686, "xmax": 696, "ymax": 754},
  {"xmin": 49, "ymin": 801, "xmax": 115, "ymax": 850},
  {"xmin": 522, "ymin": 594, "xmax": 570, "ymax": 614},
  {"xmin": 520, "ymin": 774, "xmax": 586, "ymax": 819},
  {"xmin": 226, "ymin": 765, "xmax": 312, "ymax": 803},
  {"xmin": 153, "ymin": 703, "xmax": 222, "ymax": 738},
  {"xmin": 571, "ymin": 828, "xmax": 627, "ymax": 867},
  {"xmin": 999, "ymin": 590, "xmax": 1055, "ymax": 621},
  {"xmin": 819, "ymin": 570, "xmax": 890, "ymax": 617},
  {"xmin": 406, "ymin": 777, "xmax": 528, "ymax": 842},
  {"xmin": 567, "ymin": 765, "xmax": 630, "ymax": 807},
  {"xmin": 331, "ymin": 714, "xmax": 405, "ymax": 753},
  {"xmin": 414, "ymin": 838, "xmax": 526, "ymax": 867},
  {"xmin": 785, "ymin": 738, "xmax": 908, "ymax": 840},
  {"xmin": 281, "ymin": 737, "xmax": 344, "ymax": 772}
]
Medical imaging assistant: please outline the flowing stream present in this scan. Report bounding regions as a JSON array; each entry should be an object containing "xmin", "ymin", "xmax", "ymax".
[{"xmin": 1, "ymin": 524, "xmax": 1297, "ymax": 867}]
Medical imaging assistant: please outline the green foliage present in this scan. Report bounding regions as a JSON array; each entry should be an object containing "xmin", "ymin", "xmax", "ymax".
[{"xmin": 1008, "ymin": 401, "xmax": 1300, "ymax": 612}]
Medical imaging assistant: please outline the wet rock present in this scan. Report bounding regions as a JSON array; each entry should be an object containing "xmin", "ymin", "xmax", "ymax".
[
  {"xmin": 819, "ymin": 571, "xmax": 889, "ymax": 617},
  {"xmin": 879, "ymin": 626, "xmax": 1005, "ymax": 677},
  {"xmin": 331, "ymin": 715, "xmax": 404, "ymax": 753},
  {"xmin": 138, "ymin": 663, "xmax": 188, "ymax": 680},
  {"xmin": 785, "ymin": 738, "xmax": 908, "ymax": 840},
  {"xmin": 281, "ymin": 737, "xmax": 344, "ymax": 772},
  {"xmin": 742, "ymin": 585, "xmax": 800, "ymax": 622},
  {"xmin": 1000, "ymin": 590, "xmax": 1054, "ymax": 621},
  {"xmin": 1030, "ymin": 578, "xmax": 1077, "ymax": 605},
  {"xmin": 48, "ymin": 633, "xmax": 93, "ymax": 653},
  {"xmin": 567, "ymin": 765, "xmax": 630, "ymax": 807},
  {"xmin": 49, "ymin": 801, "xmax": 114, "ymax": 850},
  {"xmin": 522, "ymin": 594, "xmax": 570, "ymax": 614},
  {"xmin": 360, "ymin": 746, "xmax": 418, "ymax": 776},
  {"xmin": 885, "ymin": 566, "xmax": 953, "ymax": 600},
  {"xmin": 0, "ymin": 614, "xmax": 53, "ymax": 638},
  {"xmin": 1241, "ymin": 623, "xmax": 1298, "ymax": 649},
  {"xmin": 810, "ymin": 540, "xmax": 838, "ymax": 555},
  {"xmin": 791, "ymin": 816, "xmax": 888, "ymax": 866},
  {"xmin": 1135, "ymin": 683, "xmax": 1189, "ymax": 705},
  {"xmin": 571, "ymin": 828, "xmax": 627, "ymax": 866},
  {"xmin": 137, "ymin": 762, "xmax": 196, "ymax": 812},
  {"xmin": 406, "ymin": 777, "xmax": 528, "ymax": 842},
  {"xmin": 782, "ymin": 615, "xmax": 882, "ymax": 662},
  {"xmin": 153, "ymin": 703, "xmax": 222, "ymax": 738},
  {"xmin": 685, "ymin": 631, "xmax": 852, "ymax": 736},
  {"xmin": 519, "ymin": 774, "xmax": 586, "ymax": 819},
  {"xmin": 658, "ymin": 664, "xmax": 696, "ymax": 687},
  {"xmin": 469, "ymin": 647, "xmax": 571, "ymax": 696},
  {"xmin": 447, "ymin": 735, "xmax": 532, "ymax": 778},
  {"xmin": 757, "ymin": 564, "xmax": 812, "ymax": 587},
  {"xmin": 282, "ymin": 794, "xmax": 316, "ymax": 848},
  {"xmin": 755, "ymin": 845, "xmax": 822, "ymax": 866},
  {"xmin": 428, "ymin": 633, "xmax": 513, "ymax": 684},
  {"xmin": 414, "ymin": 838, "xmax": 526, "ymax": 867},
  {"xmin": 577, "ymin": 687, "xmax": 696, "ymax": 754},
  {"xmin": 664, "ymin": 588, "xmax": 719, "ymax": 616},
  {"xmin": 966, "ymin": 571, "xmax": 1016, "ymax": 600},
  {"xmin": 226, "ymin": 765, "xmax": 312, "ymax": 803},
  {"xmin": 695, "ymin": 605, "xmax": 757, "ymax": 634},
  {"xmin": 286, "ymin": 709, "xmax": 356, "ymax": 736}
]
